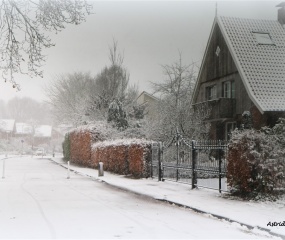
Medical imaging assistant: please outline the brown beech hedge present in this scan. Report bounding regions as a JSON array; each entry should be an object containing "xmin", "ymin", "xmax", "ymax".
[
  {"xmin": 91, "ymin": 139, "xmax": 152, "ymax": 178},
  {"xmin": 63, "ymin": 126, "xmax": 152, "ymax": 178},
  {"xmin": 65, "ymin": 125, "xmax": 105, "ymax": 165}
]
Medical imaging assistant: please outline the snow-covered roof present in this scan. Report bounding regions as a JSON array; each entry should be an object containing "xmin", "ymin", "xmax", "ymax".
[
  {"xmin": 15, "ymin": 123, "xmax": 33, "ymax": 135},
  {"xmin": 136, "ymin": 91, "xmax": 160, "ymax": 103},
  {"xmin": 0, "ymin": 119, "xmax": 15, "ymax": 132},
  {"xmin": 217, "ymin": 16, "xmax": 285, "ymax": 113},
  {"xmin": 34, "ymin": 125, "xmax": 52, "ymax": 138}
]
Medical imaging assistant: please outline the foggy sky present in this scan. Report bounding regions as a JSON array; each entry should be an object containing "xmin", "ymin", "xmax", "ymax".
[{"xmin": 0, "ymin": 0, "xmax": 281, "ymax": 103}]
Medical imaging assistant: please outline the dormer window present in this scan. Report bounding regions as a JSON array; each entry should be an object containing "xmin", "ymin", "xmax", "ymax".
[{"xmin": 252, "ymin": 32, "xmax": 274, "ymax": 45}]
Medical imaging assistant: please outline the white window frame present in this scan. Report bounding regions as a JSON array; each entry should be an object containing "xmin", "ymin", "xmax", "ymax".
[
  {"xmin": 222, "ymin": 81, "xmax": 235, "ymax": 99},
  {"xmin": 206, "ymin": 85, "xmax": 217, "ymax": 101},
  {"xmin": 225, "ymin": 122, "xmax": 236, "ymax": 140}
]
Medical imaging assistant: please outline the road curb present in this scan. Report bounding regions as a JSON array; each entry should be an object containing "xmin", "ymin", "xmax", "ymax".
[{"xmin": 49, "ymin": 158, "xmax": 285, "ymax": 240}]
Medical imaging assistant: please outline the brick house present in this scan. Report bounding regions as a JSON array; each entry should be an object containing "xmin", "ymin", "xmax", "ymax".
[{"xmin": 192, "ymin": 7, "xmax": 285, "ymax": 140}]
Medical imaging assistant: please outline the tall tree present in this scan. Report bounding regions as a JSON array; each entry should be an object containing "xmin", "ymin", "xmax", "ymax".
[
  {"xmin": 148, "ymin": 53, "xmax": 209, "ymax": 141},
  {"xmin": 46, "ymin": 72, "xmax": 96, "ymax": 126},
  {"xmin": 6, "ymin": 97, "xmax": 51, "ymax": 123},
  {"xmin": 0, "ymin": 0, "xmax": 92, "ymax": 89},
  {"xmin": 87, "ymin": 40, "xmax": 132, "ymax": 119}
]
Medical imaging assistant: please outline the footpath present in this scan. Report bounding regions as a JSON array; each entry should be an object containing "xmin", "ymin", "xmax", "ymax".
[{"xmin": 50, "ymin": 157, "xmax": 285, "ymax": 239}]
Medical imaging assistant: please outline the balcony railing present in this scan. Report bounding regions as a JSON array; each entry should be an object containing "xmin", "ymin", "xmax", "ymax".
[{"xmin": 193, "ymin": 98, "xmax": 236, "ymax": 120}]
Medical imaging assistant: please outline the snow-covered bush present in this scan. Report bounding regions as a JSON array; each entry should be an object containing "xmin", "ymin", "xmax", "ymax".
[
  {"xmin": 107, "ymin": 99, "xmax": 128, "ymax": 130},
  {"xmin": 227, "ymin": 129, "xmax": 284, "ymax": 197}
]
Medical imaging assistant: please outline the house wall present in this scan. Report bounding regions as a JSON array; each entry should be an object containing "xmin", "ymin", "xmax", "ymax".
[
  {"xmin": 193, "ymin": 22, "xmax": 262, "ymax": 139},
  {"xmin": 136, "ymin": 92, "xmax": 159, "ymax": 119},
  {"xmin": 137, "ymin": 93, "xmax": 157, "ymax": 106}
]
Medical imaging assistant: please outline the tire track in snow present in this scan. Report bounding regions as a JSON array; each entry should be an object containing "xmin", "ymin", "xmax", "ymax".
[{"xmin": 21, "ymin": 175, "xmax": 56, "ymax": 239}]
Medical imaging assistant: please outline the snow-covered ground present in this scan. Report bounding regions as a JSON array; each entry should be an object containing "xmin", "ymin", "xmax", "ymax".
[
  {"xmin": 51, "ymin": 157, "xmax": 285, "ymax": 239},
  {"xmin": 0, "ymin": 156, "xmax": 284, "ymax": 239}
]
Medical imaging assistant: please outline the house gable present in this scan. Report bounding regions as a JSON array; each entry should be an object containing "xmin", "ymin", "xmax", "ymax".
[
  {"xmin": 193, "ymin": 18, "xmax": 238, "ymax": 104},
  {"xmin": 193, "ymin": 16, "xmax": 285, "ymax": 114},
  {"xmin": 199, "ymin": 22, "xmax": 237, "ymax": 85}
]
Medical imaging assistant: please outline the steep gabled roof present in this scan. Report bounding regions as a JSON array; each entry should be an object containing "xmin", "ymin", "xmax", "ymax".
[{"xmin": 193, "ymin": 16, "xmax": 285, "ymax": 113}]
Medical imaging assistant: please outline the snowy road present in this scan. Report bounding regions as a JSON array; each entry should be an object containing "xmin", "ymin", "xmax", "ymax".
[{"xmin": 0, "ymin": 157, "xmax": 279, "ymax": 239}]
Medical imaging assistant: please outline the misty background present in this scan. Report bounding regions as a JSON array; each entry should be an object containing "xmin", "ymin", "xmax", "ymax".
[{"xmin": 0, "ymin": 1, "xmax": 281, "ymax": 103}]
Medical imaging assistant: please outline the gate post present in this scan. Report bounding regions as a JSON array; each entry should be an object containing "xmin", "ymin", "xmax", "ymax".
[
  {"xmin": 176, "ymin": 130, "xmax": 179, "ymax": 182},
  {"xmin": 218, "ymin": 140, "xmax": 222, "ymax": 193},
  {"xmin": 158, "ymin": 142, "xmax": 163, "ymax": 181},
  {"xmin": 191, "ymin": 140, "xmax": 197, "ymax": 189}
]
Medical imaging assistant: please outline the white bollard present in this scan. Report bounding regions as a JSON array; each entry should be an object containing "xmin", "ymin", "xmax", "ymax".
[
  {"xmin": 2, "ymin": 159, "xmax": 5, "ymax": 179},
  {"xmin": 67, "ymin": 161, "xmax": 70, "ymax": 179},
  {"xmin": 98, "ymin": 162, "xmax": 104, "ymax": 177}
]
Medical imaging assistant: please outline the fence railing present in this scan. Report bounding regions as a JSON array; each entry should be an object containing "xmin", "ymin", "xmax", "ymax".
[{"xmin": 151, "ymin": 136, "xmax": 229, "ymax": 193}]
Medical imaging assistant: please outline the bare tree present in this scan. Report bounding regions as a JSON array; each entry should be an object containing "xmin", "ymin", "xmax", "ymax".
[
  {"xmin": 87, "ymin": 40, "xmax": 131, "ymax": 119},
  {"xmin": 46, "ymin": 72, "xmax": 96, "ymax": 126},
  {"xmin": 45, "ymin": 40, "xmax": 138, "ymax": 127},
  {"xmin": 0, "ymin": 0, "xmax": 92, "ymax": 89},
  {"xmin": 147, "ymin": 53, "xmax": 209, "ymax": 141},
  {"xmin": 6, "ymin": 97, "xmax": 51, "ymax": 123}
]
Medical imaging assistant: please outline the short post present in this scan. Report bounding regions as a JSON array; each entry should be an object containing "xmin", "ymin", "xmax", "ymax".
[
  {"xmin": 98, "ymin": 162, "xmax": 104, "ymax": 177},
  {"xmin": 2, "ymin": 159, "xmax": 6, "ymax": 179},
  {"xmin": 191, "ymin": 140, "xmax": 197, "ymax": 189},
  {"xmin": 67, "ymin": 161, "xmax": 70, "ymax": 179},
  {"xmin": 218, "ymin": 140, "xmax": 222, "ymax": 193}
]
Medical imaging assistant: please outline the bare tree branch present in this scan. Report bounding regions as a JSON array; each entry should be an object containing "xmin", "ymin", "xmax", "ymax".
[{"xmin": 0, "ymin": 0, "xmax": 92, "ymax": 89}]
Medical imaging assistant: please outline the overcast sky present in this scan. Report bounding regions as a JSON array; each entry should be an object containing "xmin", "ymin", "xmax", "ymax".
[{"xmin": 0, "ymin": 0, "xmax": 281, "ymax": 103}]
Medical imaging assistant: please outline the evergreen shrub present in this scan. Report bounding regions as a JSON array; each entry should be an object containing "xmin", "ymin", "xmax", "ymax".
[{"xmin": 62, "ymin": 133, "xmax": 70, "ymax": 161}]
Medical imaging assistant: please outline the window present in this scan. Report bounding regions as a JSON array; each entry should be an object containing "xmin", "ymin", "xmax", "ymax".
[
  {"xmin": 206, "ymin": 85, "xmax": 217, "ymax": 100},
  {"xmin": 222, "ymin": 81, "xmax": 235, "ymax": 98},
  {"xmin": 252, "ymin": 32, "xmax": 274, "ymax": 45},
  {"xmin": 226, "ymin": 122, "xmax": 236, "ymax": 140}
]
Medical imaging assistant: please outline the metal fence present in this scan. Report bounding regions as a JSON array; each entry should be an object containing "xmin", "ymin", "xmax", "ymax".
[
  {"xmin": 151, "ymin": 133, "xmax": 228, "ymax": 192},
  {"xmin": 193, "ymin": 140, "xmax": 228, "ymax": 192}
]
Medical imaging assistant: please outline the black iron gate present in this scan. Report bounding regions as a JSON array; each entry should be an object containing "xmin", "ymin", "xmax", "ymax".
[
  {"xmin": 192, "ymin": 140, "xmax": 228, "ymax": 192},
  {"xmin": 151, "ymin": 134, "xmax": 228, "ymax": 192}
]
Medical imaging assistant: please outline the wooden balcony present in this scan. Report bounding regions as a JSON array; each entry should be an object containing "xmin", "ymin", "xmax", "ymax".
[{"xmin": 193, "ymin": 98, "xmax": 236, "ymax": 120}]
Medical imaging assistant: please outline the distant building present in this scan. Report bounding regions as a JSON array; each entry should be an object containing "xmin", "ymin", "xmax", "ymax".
[
  {"xmin": 14, "ymin": 123, "xmax": 33, "ymax": 137},
  {"xmin": 192, "ymin": 6, "xmax": 285, "ymax": 140},
  {"xmin": 136, "ymin": 91, "xmax": 160, "ymax": 118},
  {"xmin": 34, "ymin": 125, "xmax": 52, "ymax": 145},
  {"xmin": 0, "ymin": 119, "xmax": 15, "ymax": 139}
]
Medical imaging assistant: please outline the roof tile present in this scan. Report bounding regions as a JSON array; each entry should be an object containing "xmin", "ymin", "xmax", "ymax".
[{"xmin": 218, "ymin": 16, "xmax": 285, "ymax": 112}]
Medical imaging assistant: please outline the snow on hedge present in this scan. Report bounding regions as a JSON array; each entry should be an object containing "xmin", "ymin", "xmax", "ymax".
[{"xmin": 92, "ymin": 138, "xmax": 152, "ymax": 150}]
